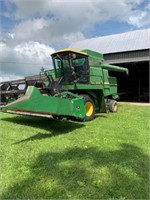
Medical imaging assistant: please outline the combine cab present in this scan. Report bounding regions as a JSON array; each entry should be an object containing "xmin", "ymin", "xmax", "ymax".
[{"xmin": 0, "ymin": 48, "xmax": 128, "ymax": 121}]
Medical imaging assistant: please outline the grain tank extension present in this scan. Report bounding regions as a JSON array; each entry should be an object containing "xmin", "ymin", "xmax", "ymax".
[{"xmin": 0, "ymin": 49, "xmax": 128, "ymax": 121}]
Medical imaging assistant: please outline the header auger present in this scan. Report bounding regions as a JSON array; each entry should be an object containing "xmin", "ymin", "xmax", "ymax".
[{"xmin": 0, "ymin": 48, "xmax": 128, "ymax": 121}]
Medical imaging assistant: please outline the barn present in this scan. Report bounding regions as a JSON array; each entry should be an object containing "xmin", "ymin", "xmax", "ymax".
[{"xmin": 70, "ymin": 28, "xmax": 150, "ymax": 102}]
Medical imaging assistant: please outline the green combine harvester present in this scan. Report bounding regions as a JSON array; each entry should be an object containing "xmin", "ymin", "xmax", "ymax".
[{"xmin": 0, "ymin": 49, "xmax": 128, "ymax": 121}]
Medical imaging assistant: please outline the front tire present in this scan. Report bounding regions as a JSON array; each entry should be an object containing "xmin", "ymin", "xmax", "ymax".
[{"xmin": 82, "ymin": 95, "xmax": 96, "ymax": 121}]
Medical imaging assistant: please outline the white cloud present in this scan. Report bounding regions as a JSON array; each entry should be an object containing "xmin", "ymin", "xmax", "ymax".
[
  {"xmin": 128, "ymin": 11, "xmax": 148, "ymax": 28},
  {"xmin": 126, "ymin": 0, "xmax": 150, "ymax": 28},
  {"xmin": 7, "ymin": 0, "xmax": 147, "ymax": 24},
  {"xmin": 7, "ymin": 33, "xmax": 14, "ymax": 39},
  {"xmin": 63, "ymin": 32, "xmax": 85, "ymax": 45},
  {"xmin": 0, "ymin": 74, "xmax": 23, "ymax": 82},
  {"xmin": 5, "ymin": 0, "xmax": 149, "ymax": 46},
  {"xmin": 0, "ymin": 42, "xmax": 55, "ymax": 81},
  {"xmin": 1, "ymin": 0, "xmax": 150, "ymax": 82},
  {"xmin": 13, "ymin": 18, "xmax": 49, "ymax": 42},
  {"xmin": 11, "ymin": 18, "xmax": 86, "ymax": 46}
]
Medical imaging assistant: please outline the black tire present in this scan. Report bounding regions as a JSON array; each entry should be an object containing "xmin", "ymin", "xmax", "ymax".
[
  {"xmin": 82, "ymin": 95, "xmax": 96, "ymax": 121},
  {"xmin": 109, "ymin": 99, "xmax": 118, "ymax": 112}
]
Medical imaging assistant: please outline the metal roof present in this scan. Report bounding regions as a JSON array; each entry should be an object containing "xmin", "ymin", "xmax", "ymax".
[{"xmin": 69, "ymin": 28, "xmax": 150, "ymax": 54}]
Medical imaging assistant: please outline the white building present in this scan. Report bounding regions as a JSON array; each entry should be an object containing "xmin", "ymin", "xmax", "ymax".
[{"xmin": 70, "ymin": 29, "xmax": 150, "ymax": 102}]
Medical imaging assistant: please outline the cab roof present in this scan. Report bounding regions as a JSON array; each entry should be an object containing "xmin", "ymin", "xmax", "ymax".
[{"xmin": 51, "ymin": 48, "xmax": 88, "ymax": 56}]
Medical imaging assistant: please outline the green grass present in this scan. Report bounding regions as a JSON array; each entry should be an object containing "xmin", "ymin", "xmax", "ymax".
[{"xmin": 0, "ymin": 104, "xmax": 149, "ymax": 199}]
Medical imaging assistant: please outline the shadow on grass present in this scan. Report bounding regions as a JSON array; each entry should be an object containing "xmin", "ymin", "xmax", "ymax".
[
  {"xmin": 1, "ymin": 143, "xmax": 149, "ymax": 199},
  {"xmin": 13, "ymin": 132, "xmax": 55, "ymax": 144},
  {"xmin": 1, "ymin": 116, "xmax": 85, "ymax": 143}
]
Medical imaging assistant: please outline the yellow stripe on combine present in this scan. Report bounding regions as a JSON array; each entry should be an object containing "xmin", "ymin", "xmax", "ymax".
[{"xmin": 51, "ymin": 48, "xmax": 88, "ymax": 56}]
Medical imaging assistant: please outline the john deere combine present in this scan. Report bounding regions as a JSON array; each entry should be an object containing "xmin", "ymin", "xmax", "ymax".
[{"xmin": 0, "ymin": 49, "xmax": 128, "ymax": 121}]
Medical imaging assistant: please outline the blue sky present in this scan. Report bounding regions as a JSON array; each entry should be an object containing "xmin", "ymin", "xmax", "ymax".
[{"xmin": 0, "ymin": 0, "xmax": 150, "ymax": 81}]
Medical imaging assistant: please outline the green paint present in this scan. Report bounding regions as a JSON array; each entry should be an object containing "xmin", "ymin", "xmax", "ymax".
[{"xmin": 1, "ymin": 86, "xmax": 85, "ymax": 119}]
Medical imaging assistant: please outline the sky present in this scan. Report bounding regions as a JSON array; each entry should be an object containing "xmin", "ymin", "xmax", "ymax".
[{"xmin": 0, "ymin": 0, "xmax": 150, "ymax": 81}]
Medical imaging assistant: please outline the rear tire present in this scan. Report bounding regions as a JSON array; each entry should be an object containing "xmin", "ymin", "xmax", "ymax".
[
  {"xmin": 109, "ymin": 99, "xmax": 118, "ymax": 112},
  {"xmin": 82, "ymin": 95, "xmax": 96, "ymax": 121}
]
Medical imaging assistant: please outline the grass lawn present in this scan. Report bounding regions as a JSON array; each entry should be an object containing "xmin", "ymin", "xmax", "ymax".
[{"xmin": 0, "ymin": 104, "xmax": 149, "ymax": 199}]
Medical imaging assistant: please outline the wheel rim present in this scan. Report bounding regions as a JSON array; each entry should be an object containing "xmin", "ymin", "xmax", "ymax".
[
  {"xmin": 113, "ymin": 103, "xmax": 117, "ymax": 112},
  {"xmin": 85, "ymin": 102, "xmax": 94, "ymax": 117}
]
